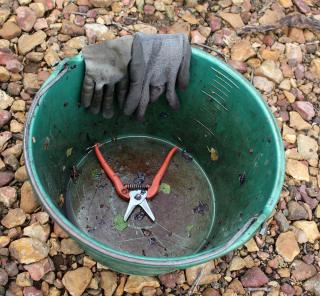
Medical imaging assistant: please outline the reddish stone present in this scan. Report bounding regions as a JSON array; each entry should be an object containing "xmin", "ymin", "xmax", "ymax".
[
  {"xmin": 228, "ymin": 60, "xmax": 247, "ymax": 74},
  {"xmin": 208, "ymin": 15, "xmax": 221, "ymax": 32},
  {"xmin": 23, "ymin": 287, "xmax": 43, "ymax": 296},
  {"xmin": 281, "ymin": 283, "xmax": 295, "ymax": 296},
  {"xmin": 263, "ymin": 35, "xmax": 274, "ymax": 47},
  {"xmin": 144, "ymin": 4, "xmax": 155, "ymax": 15},
  {"xmin": 158, "ymin": 273, "xmax": 177, "ymax": 289},
  {"xmin": 16, "ymin": 7, "xmax": 37, "ymax": 32},
  {"xmin": 241, "ymin": 267, "xmax": 269, "ymax": 288},
  {"xmin": 74, "ymin": 15, "xmax": 85, "ymax": 26},
  {"xmin": 292, "ymin": 101, "xmax": 315, "ymax": 121},
  {"xmin": 293, "ymin": 0, "xmax": 311, "ymax": 14}
]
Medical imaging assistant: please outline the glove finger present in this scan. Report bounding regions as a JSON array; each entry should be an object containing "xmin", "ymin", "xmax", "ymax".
[
  {"xmin": 176, "ymin": 35, "xmax": 191, "ymax": 90},
  {"xmin": 166, "ymin": 82, "xmax": 180, "ymax": 111},
  {"xmin": 81, "ymin": 75, "xmax": 95, "ymax": 108},
  {"xmin": 123, "ymin": 36, "xmax": 145, "ymax": 116},
  {"xmin": 150, "ymin": 85, "xmax": 165, "ymax": 103},
  {"xmin": 89, "ymin": 83, "xmax": 104, "ymax": 114},
  {"xmin": 116, "ymin": 77, "xmax": 129, "ymax": 110},
  {"xmin": 136, "ymin": 83, "xmax": 151, "ymax": 121},
  {"xmin": 102, "ymin": 84, "xmax": 115, "ymax": 119}
]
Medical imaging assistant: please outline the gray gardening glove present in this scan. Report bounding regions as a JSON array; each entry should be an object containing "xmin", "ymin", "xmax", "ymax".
[
  {"xmin": 81, "ymin": 36, "xmax": 133, "ymax": 119},
  {"xmin": 123, "ymin": 33, "xmax": 191, "ymax": 121}
]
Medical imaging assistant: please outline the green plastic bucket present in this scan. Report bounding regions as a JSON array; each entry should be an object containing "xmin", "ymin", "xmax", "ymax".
[{"xmin": 24, "ymin": 47, "xmax": 285, "ymax": 275}]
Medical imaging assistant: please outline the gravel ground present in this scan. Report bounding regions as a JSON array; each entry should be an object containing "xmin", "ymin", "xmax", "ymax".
[{"xmin": 0, "ymin": 0, "xmax": 320, "ymax": 295}]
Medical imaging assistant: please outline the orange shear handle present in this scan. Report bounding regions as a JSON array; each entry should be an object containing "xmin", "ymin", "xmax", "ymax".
[
  {"xmin": 94, "ymin": 144, "xmax": 130, "ymax": 201},
  {"xmin": 147, "ymin": 146, "xmax": 178, "ymax": 199}
]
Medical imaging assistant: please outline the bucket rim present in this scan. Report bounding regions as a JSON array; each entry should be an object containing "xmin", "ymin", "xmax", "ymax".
[{"xmin": 24, "ymin": 47, "xmax": 285, "ymax": 268}]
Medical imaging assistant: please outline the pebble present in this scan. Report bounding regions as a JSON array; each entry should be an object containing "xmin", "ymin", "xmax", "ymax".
[
  {"xmin": 0, "ymin": 186, "xmax": 17, "ymax": 209},
  {"xmin": 245, "ymin": 238, "xmax": 259, "ymax": 252},
  {"xmin": 15, "ymin": 166, "xmax": 28, "ymax": 182},
  {"xmin": 303, "ymin": 274, "xmax": 320, "ymax": 296},
  {"xmin": 0, "ymin": 268, "xmax": 8, "ymax": 286},
  {"xmin": 158, "ymin": 272, "xmax": 177, "ymax": 289},
  {"xmin": 208, "ymin": 15, "xmax": 221, "ymax": 32},
  {"xmin": 253, "ymin": 76, "xmax": 274, "ymax": 93},
  {"xmin": 9, "ymin": 238, "xmax": 49, "ymax": 264},
  {"xmin": 231, "ymin": 39, "xmax": 255, "ymax": 62},
  {"xmin": 279, "ymin": 0, "xmax": 293, "ymax": 7},
  {"xmin": 202, "ymin": 288, "xmax": 221, "ymax": 296},
  {"xmin": 240, "ymin": 267, "xmax": 268, "ymax": 287},
  {"xmin": 18, "ymin": 30, "xmax": 46, "ymax": 55},
  {"xmin": 293, "ymin": 221, "xmax": 320, "ymax": 243},
  {"xmin": 281, "ymin": 283, "xmax": 295, "ymax": 295},
  {"xmin": 90, "ymin": 0, "xmax": 112, "ymax": 7},
  {"xmin": 16, "ymin": 7, "xmax": 37, "ymax": 32},
  {"xmin": 167, "ymin": 21, "xmax": 190, "ymax": 36},
  {"xmin": 100, "ymin": 271, "xmax": 117, "ymax": 296},
  {"xmin": 23, "ymin": 286, "xmax": 43, "ymax": 296},
  {"xmin": 289, "ymin": 111, "xmax": 311, "ymax": 130},
  {"xmin": 23, "ymin": 223, "xmax": 50, "ymax": 242},
  {"xmin": 0, "ymin": 236, "xmax": 10, "ymax": 247},
  {"xmin": 66, "ymin": 36, "xmax": 87, "ymax": 49},
  {"xmin": 297, "ymin": 134, "xmax": 318, "ymax": 164},
  {"xmin": 1, "ymin": 208, "xmax": 26, "ymax": 229},
  {"xmin": 0, "ymin": 21, "xmax": 22, "ymax": 40},
  {"xmin": 292, "ymin": 101, "xmax": 315, "ymax": 121},
  {"xmin": 34, "ymin": 18, "xmax": 48, "ymax": 31},
  {"xmin": 84, "ymin": 23, "xmax": 115, "ymax": 43},
  {"xmin": 186, "ymin": 261, "xmax": 220, "ymax": 285},
  {"xmin": 0, "ymin": 66, "xmax": 9, "ymax": 82},
  {"xmin": 256, "ymin": 60, "xmax": 283, "ymax": 84},
  {"xmin": 62, "ymin": 267, "xmax": 92, "ymax": 296},
  {"xmin": 16, "ymin": 272, "xmax": 33, "ymax": 287},
  {"xmin": 60, "ymin": 238, "xmax": 83, "ymax": 255},
  {"xmin": 190, "ymin": 30, "xmax": 206, "ymax": 44},
  {"xmin": 293, "ymin": 0, "xmax": 310, "ymax": 14},
  {"xmin": 24, "ymin": 258, "xmax": 55, "ymax": 281},
  {"xmin": 287, "ymin": 201, "xmax": 308, "ymax": 220},
  {"xmin": 0, "ymin": 109, "xmax": 11, "ymax": 127},
  {"xmin": 310, "ymin": 58, "xmax": 320, "ymax": 78},
  {"xmin": 30, "ymin": 3, "xmax": 45, "ymax": 17},
  {"xmin": 275, "ymin": 231, "xmax": 300, "ymax": 262},
  {"xmin": 218, "ymin": 12, "xmax": 244, "ymax": 29},
  {"xmin": 229, "ymin": 256, "xmax": 246, "ymax": 271},
  {"xmin": 124, "ymin": 276, "xmax": 160, "ymax": 294},
  {"xmin": 182, "ymin": 11, "xmax": 198, "ymax": 25},
  {"xmin": 286, "ymin": 159, "xmax": 309, "ymax": 181},
  {"xmin": 289, "ymin": 28, "xmax": 305, "ymax": 43},
  {"xmin": 291, "ymin": 260, "xmax": 317, "ymax": 281},
  {"xmin": 274, "ymin": 211, "xmax": 289, "ymax": 232}
]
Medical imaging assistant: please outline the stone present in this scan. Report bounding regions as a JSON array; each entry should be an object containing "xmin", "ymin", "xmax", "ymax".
[
  {"xmin": 89, "ymin": 0, "xmax": 112, "ymax": 7},
  {"xmin": 260, "ymin": 49, "xmax": 279, "ymax": 61},
  {"xmin": 48, "ymin": 287, "xmax": 60, "ymax": 296},
  {"xmin": 276, "ymin": 231, "xmax": 300, "ymax": 262},
  {"xmin": 0, "ymin": 268, "xmax": 8, "ymax": 286},
  {"xmin": 4, "ymin": 155, "xmax": 19, "ymax": 170},
  {"xmin": 9, "ymin": 190, "xmax": 26, "ymax": 217},
  {"xmin": 287, "ymin": 201, "xmax": 308, "ymax": 220},
  {"xmin": 253, "ymin": 76, "xmax": 274, "ymax": 93},
  {"xmin": 259, "ymin": 9, "xmax": 284, "ymax": 25},
  {"xmin": 190, "ymin": 30, "xmax": 206, "ymax": 44},
  {"xmin": 245, "ymin": 238, "xmax": 259, "ymax": 252},
  {"xmin": 182, "ymin": 11, "xmax": 198, "ymax": 25},
  {"xmin": 0, "ymin": 66, "xmax": 9, "ymax": 82},
  {"xmin": 240, "ymin": 267, "xmax": 268, "ymax": 287},
  {"xmin": 20, "ymin": 181, "xmax": 39, "ymax": 214},
  {"xmin": 231, "ymin": 39, "xmax": 255, "ymax": 62},
  {"xmin": 18, "ymin": 31, "xmax": 46, "ymax": 55},
  {"xmin": 168, "ymin": 21, "xmax": 190, "ymax": 36},
  {"xmin": 311, "ymin": 58, "xmax": 320, "ymax": 78},
  {"xmin": 1, "ymin": 143, "xmax": 21, "ymax": 159},
  {"xmin": 279, "ymin": 0, "xmax": 293, "ymax": 7},
  {"xmin": 62, "ymin": 267, "xmax": 92, "ymax": 296},
  {"xmin": 30, "ymin": 3, "xmax": 45, "ymax": 17},
  {"xmin": 0, "ymin": 22, "xmax": 21, "ymax": 40},
  {"xmin": 286, "ymin": 43, "xmax": 303, "ymax": 65},
  {"xmin": 53, "ymin": 223, "xmax": 68, "ymax": 238},
  {"xmin": 291, "ymin": 260, "xmax": 317, "ymax": 281},
  {"xmin": 292, "ymin": 101, "xmax": 315, "ymax": 121},
  {"xmin": 144, "ymin": 5, "xmax": 155, "ymax": 15},
  {"xmin": 16, "ymin": 272, "xmax": 33, "ymax": 287},
  {"xmin": 100, "ymin": 271, "xmax": 117, "ymax": 296},
  {"xmin": 23, "ymin": 73, "xmax": 41, "ymax": 94},
  {"xmin": 44, "ymin": 49, "xmax": 60, "ymax": 66},
  {"xmin": 0, "ymin": 8, "xmax": 10, "ymax": 26},
  {"xmin": 85, "ymin": 24, "xmax": 115, "ymax": 43},
  {"xmin": 5, "ymin": 261, "xmax": 18, "ymax": 277},
  {"xmin": 11, "ymin": 100, "xmax": 25, "ymax": 112},
  {"xmin": 286, "ymin": 159, "xmax": 309, "ymax": 181},
  {"xmin": 297, "ymin": 134, "xmax": 318, "ymax": 164},
  {"xmin": 293, "ymin": 221, "xmax": 320, "ymax": 243},
  {"xmin": 83, "ymin": 256, "xmax": 96, "ymax": 269},
  {"xmin": 316, "ymin": 205, "xmax": 320, "ymax": 219},
  {"xmin": 274, "ymin": 211, "xmax": 289, "ymax": 232},
  {"xmin": 26, "ymin": 52, "xmax": 44, "ymax": 63},
  {"xmin": 60, "ymin": 238, "xmax": 83, "ymax": 255},
  {"xmin": 66, "ymin": 36, "xmax": 87, "ymax": 49},
  {"xmin": 141, "ymin": 287, "xmax": 156, "ymax": 296},
  {"xmin": 34, "ymin": 18, "xmax": 48, "ymax": 31},
  {"xmin": 304, "ymin": 274, "xmax": 320, "ymax": 296},
  {"xmin": 229, "ymin": 256, "xmax": 246, "ymax": 271},
  {"xmin": 124, "ymin": 276, "xmax": 160, "ymax": 294},
  {"xmin": 282, "ymin": 124, "xmax": 296, "ymax": 144},
  {"xmin": 186, "ymin": 261, "xmax": 220, "ymax": 285},
  {"xmin": 1, "ymin": 208, "xmax": 26, "ymax": 228},
  {"xmin": 24, "ymin": 258, "xmax": 54, "ymax": 281},
  {"xmin": 208, "ymin": 16, "xmax": 221, "ymax": 32},
  {"xmin": 16, "ymin": 7, "xmax": 37, "ymax": 32},
  {"xmin": 133, "ymin": 24, "xmax": 157, "ymax": 34},
  {"xmin": 0, "ymin": 236, "xmax": 10, "ymax": 247},
  {"xmin": 61, "ymin": 20, "xmax": 85, "ymax": 37},
  {"xmin": 289, "ymin": 28, "xmax": 305, "ymax": 43},
  {"xmin": 10, "ymin": 119, "xmax": 24, "ymax": 133},
  {"xmin": 219, "ymin": 12, "xmax": 244, "ymax": 29},
  {"xmin": 15, "ymin": 166, "xmax": 28, "ymax": 182},
  {"xmin": 228, "ymin": 60, "xmax": 247, "ymax": 74},
  {"xmin": 0, "ymin": 131, "xmax": 11, "ymax": 151},
  {"xmin": 0, "ymin": 171, "xmax": 14, "ymax": 187},
  {"xmin": 9, "ymin": 238, "xmax": 49, "ymax": 264},
  {"xmin": 256, "ymin": 60, "xmax": 283, "ymax": 84},
  {"xmin": 0, "ymin": 90, "xmax": 14, "ymax": 110},
  {"xmin": 202, "ymin": 288, "xmax": 221, "ymax": 296},
  {"xmin": 158, "ymin": 273, "xmax": 177, "ymax": 289},
  {"xmin": 31, "ymin": 212, "xmax": 49, "ymax": 225},
  {"xmin": 293, "ymin": 0, "xmax": 310, "ymax": 14},
  {"xmin": 23, "ymin": 286, "xmax": 43, "ymax": 296},
  {"xmin": 23, "ymin": 223, "xmax": 50, "ymax": 242},
  {"xmin": 289, "ymin": 111, "xmax": 312, "ymax": 130}
]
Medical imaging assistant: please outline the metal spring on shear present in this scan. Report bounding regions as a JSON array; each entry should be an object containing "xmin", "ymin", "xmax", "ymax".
[{"xmin": 125, "ymin": 184, "xmax": 150, "ymax": 190}]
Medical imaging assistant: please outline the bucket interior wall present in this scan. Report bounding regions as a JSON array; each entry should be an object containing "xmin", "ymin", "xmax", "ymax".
[{"xmin": 26, "ymin": 50, "xmax": 284, "ymax": 271}]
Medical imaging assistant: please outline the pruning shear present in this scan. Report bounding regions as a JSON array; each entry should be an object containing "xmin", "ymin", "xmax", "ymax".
[{"xmin": 94, "ymin": 143, "xmax": 178, "ymax": 222}]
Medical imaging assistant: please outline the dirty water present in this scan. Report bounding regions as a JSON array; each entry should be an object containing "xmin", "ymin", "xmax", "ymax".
[{"xmin": 65, "ymin": 136, "xmax": 215, "ymax": 257}]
